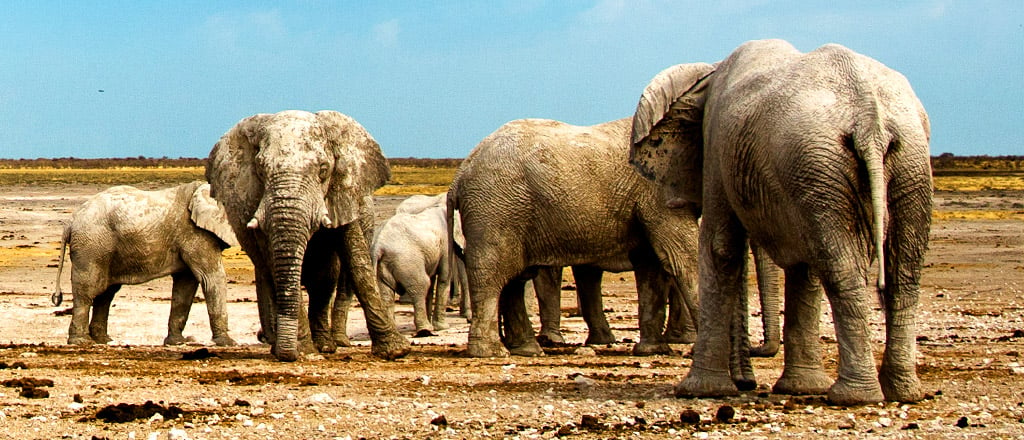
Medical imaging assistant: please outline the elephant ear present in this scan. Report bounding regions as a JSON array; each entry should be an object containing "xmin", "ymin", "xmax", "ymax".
[
  {"xmin": 205, "ymin": 113, "xmax": 274, "ymax": 227},
  {"xmin": 316, "ymin": 110, "xmax": 391, "ymax": 227},
  {"xmin": 189, "ymin": 182, "xmax": 239, "ymax": 248},
  {"xmin": 629, "ymin": 62, "xmax": 715, "ymax": 207}
]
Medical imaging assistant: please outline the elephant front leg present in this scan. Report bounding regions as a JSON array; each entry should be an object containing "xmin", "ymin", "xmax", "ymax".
[
  {"xmin": 675, "ymin": 217, "xmax": 745, "ymax": 398},
  {"xmin": 534, "ymin": 267, "xmax": 566, "ymax": 346},
  {"xmin": 165, "ymin": 272, "xmax": 200, "ymax": 346},
  {"xmin": 633, "ymin": 265, "xmax": 671, "ymax": 356},
  {"xmin": 343, "ymin": 225, "xmax": 410, "ymax": 360},
  {"xmin": 198, "ymin": 268, "xmax": 237, "ymax": 347},
  {"xmin": 499, "ymin": 279, "xmax": 543, "ymax": 356},
  {"xmin": 573, "ymin": 266, "xmax": 615, "ymax": 346},
  {"xmin": 331, "ymin": 282, "xmax": 354, "ymax": 347},
  {"xmin": 772, "ymin": 265, "xmax": 832, "ymax": 396}
]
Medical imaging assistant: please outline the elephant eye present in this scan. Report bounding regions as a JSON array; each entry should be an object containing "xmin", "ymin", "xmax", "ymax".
[{"xmin": 318, "ymin": 163, "xmax": 330, "ymax": 182}]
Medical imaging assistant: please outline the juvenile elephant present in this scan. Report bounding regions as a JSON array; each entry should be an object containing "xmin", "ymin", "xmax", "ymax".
[
  {"xmin": 206, "ymin": 110, "xmax": 410, "ymax": 361},
  {"xmin": 630, "ymin": 39, "xmax": 932, "ymax": 404},
  {"xmin": 53, "ymin": 181, "xmax": 238, "ymax": 347},
  {"xmin": 448, "ymin": 117, "xmax": 701, "ymax": 358},
  {"xmin": 372, "ymin": 203, "xmax": 453, "ymax": 336}
]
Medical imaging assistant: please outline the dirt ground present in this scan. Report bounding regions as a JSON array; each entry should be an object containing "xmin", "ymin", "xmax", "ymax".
[{"xmin": 0, "ymin": 182, "xmax": 1021, "ymax": 439}]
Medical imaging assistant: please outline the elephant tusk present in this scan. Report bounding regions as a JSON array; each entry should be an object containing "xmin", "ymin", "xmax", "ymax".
[
  {"xmin": 321, "ymin": 215, "xmax": 332, "ymax": 228},
  {"xmin": 246, "ymin": 218, "xmax": 259, "ymax": 230}
]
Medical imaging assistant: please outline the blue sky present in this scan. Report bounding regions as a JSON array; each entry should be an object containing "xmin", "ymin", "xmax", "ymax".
[{"xmin": 1, "ymin": 1, "xmax": 1020, "ymax": 159}]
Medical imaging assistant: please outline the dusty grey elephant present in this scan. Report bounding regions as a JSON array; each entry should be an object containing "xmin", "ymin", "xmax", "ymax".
[
  {"xmin": 630, "ymin": 39, "xmax": 932, "ymax": 404},
  {"xmin": 53, "ymin": 181, "xmax": 238, "ymax": 347},
  {"xmin": 372, "ymin": 203, "xmax": 453, "ymax": 336},
  {"xmin": 448, "ymin": 117, "xmax": 701, "ymax": 358},
  {"xmin": 206, "ymin": 110, "xmax": 410, "ymax": 362}
]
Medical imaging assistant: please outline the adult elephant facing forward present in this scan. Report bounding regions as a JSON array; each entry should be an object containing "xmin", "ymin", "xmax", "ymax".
[
  {"xmin": 207, "ymin": 110, "xmax": 410, "ymax": 362},
  {"xmin": 449, "ymin": 117, "xmax": 701, "ymax": 358},
  {"xmin": 630, "ymin": 40, "xmax": 932, "ymax": 404}
]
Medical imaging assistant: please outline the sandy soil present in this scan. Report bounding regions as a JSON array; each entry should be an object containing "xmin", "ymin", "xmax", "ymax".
[{"xmin": 0, "ymin": 183, "xmax": 1021, "ymax": 439}]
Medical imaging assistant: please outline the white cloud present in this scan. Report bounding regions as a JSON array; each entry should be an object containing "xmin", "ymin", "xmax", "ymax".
[{"xmin": 373, "ymin": 19, "xmax": 401, "ymax": 47}]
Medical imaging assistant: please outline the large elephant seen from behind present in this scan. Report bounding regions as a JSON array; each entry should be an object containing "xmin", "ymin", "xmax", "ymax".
[
  {"xmin": 206, "ymin": 110, "xmax": 410, "ymax": 361},
  {"xmin": 630, "ymin": 39, "xmax": 932, "ymax": 405},
  {"xmin": 54, "ymin": 181, "xmax": 238, "ymax": 347},
  {"xmin": 448, "ymin": 117, "xmax": 701, "ymax": 358}
]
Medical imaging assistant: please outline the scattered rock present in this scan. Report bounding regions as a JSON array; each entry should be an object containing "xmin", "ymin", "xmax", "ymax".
[
  {"xmin": 2, "ymin": 378, "xmax": 53, "ymax": 388},
  {"xmin": 573, "ymin": 346, "xmax": 597, "ymax": 357},
  {"xmin": 94, "ymin": 401, "xmax": 183, "ymax": 423},
  {"xmin": 956, "ymin": 416, "xmax": 970, "ymax": 428},
  {"xmin": 430, "ymin": 414, "xmax": 448, "ymax": 426},
  {"xmin": 19, "ymin": 387, "xmax": 48, "ymax": 398},
  {"xmin": 715, "ymin": 405, "xmax": 735, "ymax": 423},
  {"xmin": 579, "ymin": 414, "xmax": 603, "ymax": 430},
  {"xmin": 181, "ymin": 348, "xmax": 217, "ymax": 360},
  {"xmin": 680, "ymin": 409, "xmax": 701, "ymax": 424}
]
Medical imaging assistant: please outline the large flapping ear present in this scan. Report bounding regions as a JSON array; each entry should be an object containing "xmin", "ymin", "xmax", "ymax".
[
  {"xmin": 629, "ymin": 63, "xmax": 715, "ymax": 207},
  {"xmin": 205, "ymin": 113, "xmax": 275, "ymax": 224},
  {"xmin": 316, "ymin": 110, "xmax": 391, "ymax": 227},
  {"xmin": 189, "ymin": 182, "xmax": 240, "ymax": 248}
]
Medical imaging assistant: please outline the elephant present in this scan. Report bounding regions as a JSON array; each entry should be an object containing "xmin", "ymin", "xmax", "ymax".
[
  {"xmin": 372, "ymin": 203, "xmax": 453, "ymax": 336},
  {"xmin": 52, "ymin": 181, "xmax": 238, "ymax": 347},
  {"xmin": 629, "ymin": 39, "xmax": 932, "ymax": 405},
  {"xmin": 206, "ymin": 110, "xmax": 410, "ymax": 362},
  {"xmin": 447, "ymin": 117, "xmax": 702, "ymax": 358}
]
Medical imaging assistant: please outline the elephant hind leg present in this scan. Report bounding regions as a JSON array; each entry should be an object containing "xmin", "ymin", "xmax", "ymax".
[
  {"xmin": 499, "ymin": 279, "xmax": 543, "ymax": 357},
  {"xmin": 534, "ymin": 267, "xmax": 566, "ymax": 346},
  {"xmin": 165, "ymin": 272, "xmax": 200, "ymax": 346},
  {"xmin": 819, "ymin": 265, "xmax": 884, "ymax": 405},
  {"xmin": 88, "ymin": 284, "xmax": 120, "ymax": 344},
  {"xmin": 573, "ymin": 266, "xmax": 615, "ymax": 346},
  {"xmin": 772, "ymin": 264, "xmax": 832, "ymax": 396}
]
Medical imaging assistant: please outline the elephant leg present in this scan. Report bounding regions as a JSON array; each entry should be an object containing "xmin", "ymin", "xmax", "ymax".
[
  {"xmin": 245, "ymin": 242, "xmax": 278, "ymax": 346},
  {"xmin": 729, "ymin": 273, "xmax": 756, "ymax": 391},
  {"xmin": 574, "ymin": 266, "xmax": 615, "ymax": 345},
  {"xmin": 772, "ymin": 264, "xmax": 832, "ymax": 395},
  {"xmin": 465, "ymin": 252, "xmax": 514, "ymax": 358},
  {"xmin": 499, "ymin": 279, "xmax": 543, "ymax": 356},
  {"xmin": 343, "ymin": 224, "xmax": 410, "ymax": 360},
  {"xmin": 455, "ymin": 258, "xmax": 471, "ymax": 321},
  {"xmin": 675, "ymin": 213, "xmax": 746, "ymax": 398},
  {"xmin": 68, "ymin": 277, "xmax": 104, "ymax": 345},
  {"xmin": 820, "ymin": 264, "xmax": 884, "ymax": 405},
  {"xmin": 878, "ymin": 172, "xmax": 930, "ymax": 403},
  {"xmin": 534, "ymin": 266, "xmax": 566, "ymax": 346},
  {"xmin": 303, "ymin": 249, "xmax": 340, "ymax": 354},
  {"xmin": 165, "ymin": 272, "xmax": 200, "ymax": 346},
  {"xmin": 401, "ymin": 269, "xmax": 434, "ymax": 337},
  {"xmin": 196, "ymin": 262, "xmax": 236, "ymax": 347},
  {"xmin": 664, "ymin": 278, "xmax": 698, "ymax": 344},
  {"xmin": 632, "ymin": 262, "xmax": 672, "ymax": 356},
  {"xmin": 750, "ymin": 244, "xmax": 782, "ymax": 357},
  {"xmin": 331, "ymin": 276, "xmax": 354, "ymax": 347},
  {"xmin": 430, "ymin": 260, "xmax": 451, "ymax": 332},
  {"xmin": 88, "ymin": 285, "xmax": 120, "ymax": 344}
]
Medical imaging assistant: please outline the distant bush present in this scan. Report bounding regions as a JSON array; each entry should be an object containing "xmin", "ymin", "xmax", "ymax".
[{"xmin": 0, "ymin": 156, "xmax": 463, "ymax": 169}]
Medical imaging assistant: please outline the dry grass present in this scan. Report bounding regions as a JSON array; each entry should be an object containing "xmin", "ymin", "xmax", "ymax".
[{"xmin": 933, "ymin": 175, "xmax": 1024, "ymax": 192}]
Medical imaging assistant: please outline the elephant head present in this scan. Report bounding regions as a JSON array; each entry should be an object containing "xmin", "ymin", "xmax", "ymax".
[
  {"xmin": 628, "ymin": 62, "xmax": 715, "ymax": 208},
  {"xmin": 206, "ymin": 110, "xmax": 389, "ymax": 361}
]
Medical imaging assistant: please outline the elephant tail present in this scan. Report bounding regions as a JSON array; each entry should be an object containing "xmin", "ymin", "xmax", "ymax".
[
  {"xmin": 853, "ymin": 95, "xmax": 889, "ymax": 294},
  {"xmin": 52, "ymin": 223, "xmax": 71, "ymax": 306}
]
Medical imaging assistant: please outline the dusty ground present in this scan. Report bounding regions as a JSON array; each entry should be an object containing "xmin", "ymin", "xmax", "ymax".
[{"xmin": 0, "ymin": 182, "xmax": 1021, "ymax": 439}]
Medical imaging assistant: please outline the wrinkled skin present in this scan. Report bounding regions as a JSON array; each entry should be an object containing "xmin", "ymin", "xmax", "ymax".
[
  {"xmin": 54, "ymin": 181, "xmax": 237, "ymax": 347},
  {"xmin": 630, "ymin": 40, "xmax": 932, "ymax": 405},
  {"xmin": 372, "ymin": 204, "xmax": 453, "ymax": 336},
  {"xmin": 448, "ymin": 117, "xmax": 701, "ymax": 358},
  {"xmin": 206, "ymin": 110, "xmax": 410, "ymax": 362}
]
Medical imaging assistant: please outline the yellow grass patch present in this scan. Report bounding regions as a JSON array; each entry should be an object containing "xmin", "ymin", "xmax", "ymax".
[
  {"xmin": 933, "ymin": 175, "xmax": 1024, "ymax": 192},
  {"xmin": 932, "ymin": 210, "xmax": 1024, "ymax": 221}
]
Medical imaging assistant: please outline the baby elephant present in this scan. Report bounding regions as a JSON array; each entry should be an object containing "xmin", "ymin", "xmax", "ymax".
[{"xmin": 52, "ymin": 181, "xmax": 239, "ymax": 347}]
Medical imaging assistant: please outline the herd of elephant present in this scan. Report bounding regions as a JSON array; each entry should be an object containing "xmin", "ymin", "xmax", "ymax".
[{"xmin": 49, "ymin": 40, "xmax": 933, "ymax": 406}]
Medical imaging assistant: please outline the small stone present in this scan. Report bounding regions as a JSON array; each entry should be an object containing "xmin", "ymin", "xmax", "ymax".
[
  {"xmin": 901, "ymin": 423, "xmax": 920, "ymax": 430},
  {"xmin": 680, "ymin": 409, "xmax": 701, "ymax": 424},
  {"xmin": 580, "ymin": 414, "xmax": 602, "ymax": 430},
  {"xmin": 73, "ymin": 393, "xmax": 83, "ymax": 403},
  {"xmin": 878, "ymin": 417, "xmax": 892, "ymax": 427},
  {"xmin": 956, "ymin": 416, "xmax": 969, "ymax": 428},
  {"xmin": 308, "ymin": 393, "xmax": 334, "ymax": 404},
  {"xmin": 574, "ymin": 346, "xmax": 597, "ymax": 357},
  {"xmin": 430, "ymin": 415, "xmax": 448, "ymax": 426},
  {"xmin": 715, "ymin": 405, "xmax": 735, "ymax": 423}
]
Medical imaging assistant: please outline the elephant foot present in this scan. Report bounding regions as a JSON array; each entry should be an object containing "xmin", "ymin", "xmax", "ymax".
[
  {"xmin": 333, "ymin": 334, "xmax": 353, "ymax": 348},
  {"xmin": 662, "ymin": 330, "xmax": 696, "ymax": 345},
  {"xmin": 732, "ymin": 369, "xmax": 757, "ymax": 392},
  {"xmin": 507, "ymin": 339, "xmax": 544, "ymax": 357},
  {"xmin": 432, "ymin": 319, "xmax": 449, "ymax": 331},
  {"xmin": 90, "ymin": 333, "xmax": 113, "ymax": 344},
  {"xmin": 879, "ymin": 362, "xmax": 923, "ymax": 403},
  {"xmin": 212, "ymin": 335, "xmax": 238, "ymax": 347},
  {"xmin": 68, "ymin": 335, "xmax": 95, "ymax": 346},
  {"xmin": 773, "ymin": 365, "xmax": 833, "ymax": 396},
  {"xmin": 370, "ymin": 332, "xmax": 411, "ymax": 361},
  {"xmin": 299, "ymin": 337, "xmax": 319, "ymax": 355},
  {"xmin": 631, "ymin": 341, "xmax": 672, "ymax": 356},
  {"xmin": 414, "ymin": 329, "xmax": 437, "ymax": 338},
  {"xmin": 313, "ymin": 334, "xmax": 337, "ymax": 354},
  {"xmin": 163, "ymin": 335, "xmax": 198, "ymax": 346},
  {"xmin": 536, "ymin": 330, "xmax": 565, "ymax": 347},
  {"xmin": 585, "ymin": 329, "xmax": 616, "ymax": 346},
  {"xmin": 827, "ymin": 379, "xmax": 884, "ymax": 406},
  {"xmin": 271, "ymin": 345, "xmax": 300, "ymax": 362},
  {"xmin": 750, "ymin": 341, "xmax": 780, "ymax": 358},
  {"xmin": 674, "ymin": 366, "xmax": 740, "ymax": 398},
  {"xmin": 467, "ymin": 337, "xmax": 510, "ymax": 358}
]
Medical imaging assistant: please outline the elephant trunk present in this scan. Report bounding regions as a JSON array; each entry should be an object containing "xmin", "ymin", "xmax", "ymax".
[{"xmin": 262, "ymin": 178, "xmax": 322, "ymax": 361}]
